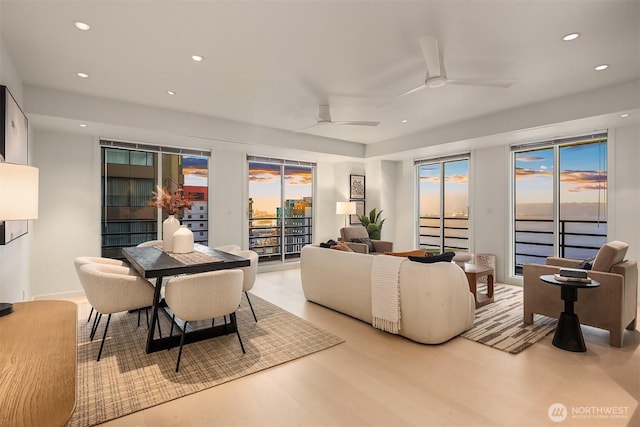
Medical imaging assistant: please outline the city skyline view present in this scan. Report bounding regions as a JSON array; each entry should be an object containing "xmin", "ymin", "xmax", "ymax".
[{"xmin": 249, "ymin": 162, "xmax": 313, "ymax": 215}]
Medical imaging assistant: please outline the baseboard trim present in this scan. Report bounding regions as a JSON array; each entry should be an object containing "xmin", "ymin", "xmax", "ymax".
[{"xmin": 31, "ymin": 290, "xmax": 85, "ymax": 301}]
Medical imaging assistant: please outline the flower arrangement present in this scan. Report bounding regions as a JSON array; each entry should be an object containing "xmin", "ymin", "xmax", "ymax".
[{"xmin": 149, "ymin": 185, "xmax": 194, "ymax": 215}]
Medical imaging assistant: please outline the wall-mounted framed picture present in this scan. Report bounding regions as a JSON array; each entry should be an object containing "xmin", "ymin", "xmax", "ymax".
[
  {"xmin": 0, "ymin": 85, "xmax": 29, "ymax": 245},
  {"xmin": 350, "ymin": 174, "xmax": 365, "ymax": 199},
  {"xmin": 350, "ymin": 200, "xmax": 365, "ymax": 225}
]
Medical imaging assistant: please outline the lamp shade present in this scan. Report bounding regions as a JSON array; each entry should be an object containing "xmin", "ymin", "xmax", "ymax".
[
  {"xmin": 336, "ymin": 201, "xmax": 356, "ymax": 215},
  {"xmin": 0, "ymin": 162, "xmax": 39, "ymax": 220}
]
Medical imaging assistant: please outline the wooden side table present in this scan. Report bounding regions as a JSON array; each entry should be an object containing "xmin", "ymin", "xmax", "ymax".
[
  {"xmin": 0, "ymin": 300, "xmax": 77, "ymax": 426},
  {"xmin": 540, "ymin": 274, "xmax": 601, "ymax": 352},
  {"xmin": 463, "ymin": 264, "xmax": 494, "ymax": 308}
]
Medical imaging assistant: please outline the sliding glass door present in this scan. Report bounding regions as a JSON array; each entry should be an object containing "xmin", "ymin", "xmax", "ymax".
[
  {"xmin": 512, "ymin": 134, "xmax": 607, "ymax": 274},
  {"xmin": 101, "ymin": 141, "xmax": 209, "ymax": 258},
  {"xmin": 417, "ymin": 156, "xmax": 470, "ymax": 252},
  {"xmin": 248, "ymin": 157, "xmax": 314, "ymax": 263}
]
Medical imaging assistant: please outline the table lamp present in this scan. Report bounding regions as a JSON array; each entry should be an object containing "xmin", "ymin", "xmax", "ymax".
[
  {"xmin": 0, "ymin": 159, "xmax": 39, "ymax": 317},
  {"xmin": 336, "ymin": 201, "xmax": 356, "ymax": 228}
]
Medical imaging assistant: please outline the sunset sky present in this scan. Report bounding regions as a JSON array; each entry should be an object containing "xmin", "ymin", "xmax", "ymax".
[
  {"xmin": 248, "ymin": 162, "xmax": 313, "ymax": 214},
  {"xmin": 183, "ymin": 156, "xmax": 209, "ymax": 186},
  {"xmin": 515, "ymin": 142, "xmax": 607, "ymax": 202},
  {"xmin": 418, "ymin": 160, "xmax": 469, "ymax": 217}
]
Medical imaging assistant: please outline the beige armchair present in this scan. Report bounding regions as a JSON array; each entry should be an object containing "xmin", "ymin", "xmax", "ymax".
[
  {"xmin": 340, "ymin": 225, "xmax": 393, "ymax": 254},
  {"xmin": 523, "ymin": 240, "xmax": 638, "ymax": 347}
]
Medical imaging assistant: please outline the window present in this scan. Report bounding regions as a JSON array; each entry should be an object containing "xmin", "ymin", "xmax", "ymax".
[
  {"xmin": 512, "ymin": 133, "xmax": 607, "ymax": 275},
  {"xmin": 248, "ymin": 156, "xmax": 314, "ymax": 263},
  {"xmin": 101, "ymin": 141, "xmax": 210, "ymax": 258},
  {"xmin": 416, "ymin": 154, "xmax": 470, "ymax": 252}
]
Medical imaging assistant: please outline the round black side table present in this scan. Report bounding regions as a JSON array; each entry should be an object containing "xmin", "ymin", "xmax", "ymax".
[{"xmin": 540, "ymin": 274, "xmax": 601, "ymax": 352}]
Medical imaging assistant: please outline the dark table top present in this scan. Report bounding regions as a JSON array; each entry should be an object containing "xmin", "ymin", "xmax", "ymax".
[
  {"xmin": 123, "ymin": 243, "xmax": 250, "ymax": 278},
  {"xmin": 540, "ymin": 274, "xmax": 601, "ymax": 288}
]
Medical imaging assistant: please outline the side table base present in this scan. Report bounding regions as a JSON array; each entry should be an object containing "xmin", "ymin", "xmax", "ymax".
[{"xmin": 552, "ymin": 312, "xmax": 586, "ymax": 352}]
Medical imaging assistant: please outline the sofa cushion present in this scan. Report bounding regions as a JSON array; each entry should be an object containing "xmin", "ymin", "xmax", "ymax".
[
  {"xmin": 351, "ymin": 237, "xmax": 374, "ymax": 252},
  {"xmin": 408, "ymin": 252, "xmax": 455, "ymax": 264},
  {"xmin": 592, "ymin": 241, "xmax": 628, "ymax": 272},
  {"xmin": 384, "ymin": 249, "xmax": 427, "ymax": 258}
]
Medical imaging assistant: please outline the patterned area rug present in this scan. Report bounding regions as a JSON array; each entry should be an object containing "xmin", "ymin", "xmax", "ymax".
[
  {"xmin": 70, "ymin": 294, "xmax": 344, "ymax": 427},
  {"xmin": 461, "ymin": 284, "xmax": 557, "ymax": 354}
]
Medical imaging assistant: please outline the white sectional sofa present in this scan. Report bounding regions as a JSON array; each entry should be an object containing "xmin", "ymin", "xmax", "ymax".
[{"xmin": 300, "ymin": 245, "xmax": 475, "ymax": 344}]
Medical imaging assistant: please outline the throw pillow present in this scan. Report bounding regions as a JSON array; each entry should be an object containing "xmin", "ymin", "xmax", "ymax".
[
  {"xmin": 330, "ymin": 242, "xmax": 354, "ymax": 252},
  {"xmin": 351, "ymin": 237, "xmax": 374, "ymax": 252},
  {"xmin": 576, "ymin": 256, "xmax": 595, "ymax": 270},
  {"xmin": 408, "ymin": 251, "xmax": 456, "ymax": 264},
  {"xmin": 384, "ymin": 249, "xmax": 427, "ymax": 258}
]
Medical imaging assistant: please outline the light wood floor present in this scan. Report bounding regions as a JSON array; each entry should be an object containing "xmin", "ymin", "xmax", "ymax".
[{"xmin": 93, "ymin": 268, "xmax": 639, "ymax": 427}]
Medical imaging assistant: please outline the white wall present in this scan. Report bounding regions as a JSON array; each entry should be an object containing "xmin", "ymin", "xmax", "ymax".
[
  {"xmin": 0, "ymin": 35, "xmax": 33, "ymax": 302},
  {"xmin": 30, "ymin": 131, "xmax": 101, "ymax": 298},
  {"xmin": 28, "ymin": 127, "xmax": 345, "ymax": 297}
]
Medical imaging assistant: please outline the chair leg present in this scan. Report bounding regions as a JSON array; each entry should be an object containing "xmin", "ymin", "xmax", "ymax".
[
  {"xmin": 231, "ymin": 312, "xmax": 245, "ymax": 354},
  {"xmin": 87, "ymin": 307, "xmax": 94, "ymax": 323},
  {"xmin": 90, "ymin": 313, "xmax": 102, "ymax": 341},
  {"xmin": 245, "ymin": 291, "xmax": 257, "ymax": 322},
  {"xmin": 156, "ymin": 314, "xmax": 163, "ymax": 339},
  {"xmin": 97, "ymin": 314, "xmax": 112, "ymax": 362},
  {"xmin": 137, "ymin": 308, "xmax": 141, "ymax": 327},
  {"xmin": 146, "ymin": 307, "xmax": 150, "ymax": 328},
  {"xmin": 168, "ymin": 314, "xmax": 175, "ymax": 351},
  {"xmin": 175, "ymin": 321, "xmax": 188, "ymax": 372}
]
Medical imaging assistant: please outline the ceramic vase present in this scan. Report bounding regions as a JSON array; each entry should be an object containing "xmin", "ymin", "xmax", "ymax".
[
  {"xmin": 162, "ymin": 214, "xmax": 180, "ymax": 252},
  {"xmin": 172, "ymin": 225, "xmax": 194, "ymax": 254}
]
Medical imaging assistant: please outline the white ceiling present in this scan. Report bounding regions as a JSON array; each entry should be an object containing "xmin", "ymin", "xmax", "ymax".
[{"xmin": 1, "ymin": 1, "xmax": 639, "ymax": 146}]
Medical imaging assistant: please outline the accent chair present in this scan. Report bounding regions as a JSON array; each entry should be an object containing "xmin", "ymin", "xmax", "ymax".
[
  {"xmin": 523, "ymin": 240, "xmax": 638, "ymax": 347},
  {"xmin": 339, "ymin": 225, "xmax": 393, "ymax": 254}
]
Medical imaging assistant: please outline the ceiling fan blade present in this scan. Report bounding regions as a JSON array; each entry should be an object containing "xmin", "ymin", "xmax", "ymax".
[
  {"xmin": 395, "ymin": 83, "xmax": 428, "ymax": 100},
  {"xmin": 332, "ymin": 121, "xmax": 380, "ymax": 127},
  {"xmin": 446, "ymin": 78, "xmax": 515, "ymax": 88},
  {"xmin": 419, "ymin": 36, "xmax": 441, "ymax": 78}
]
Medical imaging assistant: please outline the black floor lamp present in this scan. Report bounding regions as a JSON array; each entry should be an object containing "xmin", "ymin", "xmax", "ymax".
[{"xmin": 0, "ymin": 157, "xmax": 39, "ymax": 317}]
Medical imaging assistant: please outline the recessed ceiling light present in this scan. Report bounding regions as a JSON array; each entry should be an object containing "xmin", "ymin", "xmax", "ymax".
[
  {"xmin": 191, "ymin": 54, "xmax": 204, "ymax": 62},
  {"xmin": 620, "ymin": 113, "xmax": 630, "ymax": 118},
  {"xmin": 73, "ymin": 21, "xmax": 91, "ymax": 31},
  {"xmin": 79, "ymin": 123, "xmax": 87, "ymax": 128},
  {"xmin": 401, "ymin": 119, "xmax": 408, "ymax": 123},
  {"xmin": 167, "ymin": 90, "xmax": 176, "ymax": 95},
  {"xmin": 76, "ymin": 72, "xmax": 89, "ymax": 78},
  {"xmin": 562, "ymin": 33, "xmax": 580, "ymax": 41},
  {"xmin": 594, "ymin": 64, "xmax": 609, "ymax": 71}
]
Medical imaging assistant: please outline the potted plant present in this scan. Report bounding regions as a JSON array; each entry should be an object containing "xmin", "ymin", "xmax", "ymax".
[{"xmin": 358, "ymin": 208, "xmax": 386, "ymax": 240}]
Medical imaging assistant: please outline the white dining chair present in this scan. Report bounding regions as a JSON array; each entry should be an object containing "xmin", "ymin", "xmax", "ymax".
[
  {"xmin": 232, "ymin": 250, "xmax": 259, "ymax": 322},
  {"xmin": 76, "ymin": 262, "xmax": 156, "ymax": 361},
  {"xmin": 164, "ymin": 269, "xmax": 245, "ymax": 372}
]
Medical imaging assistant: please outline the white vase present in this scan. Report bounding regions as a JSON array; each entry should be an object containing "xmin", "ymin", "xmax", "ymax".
[
  {"xmin": 172, "ymin": 225, "xmax": 194, "ymax": 254},
  {"xmin": 162, "ymin": 215, "xmax": 180, "ymax": 252}
]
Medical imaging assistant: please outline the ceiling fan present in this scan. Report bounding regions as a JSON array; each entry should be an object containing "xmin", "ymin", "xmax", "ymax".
[
  {"xmin": 396, "ymin": 36, "xmax": 515, "ymax": 98},
  {"xmin": 310, "ymin": 105, "xmax": 380, "ymax": 127}
]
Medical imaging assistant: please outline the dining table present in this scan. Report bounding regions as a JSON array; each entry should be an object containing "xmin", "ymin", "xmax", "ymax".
[{"xmin": 122, "ymin": 243, "xmax": 250, "ymax": 353}]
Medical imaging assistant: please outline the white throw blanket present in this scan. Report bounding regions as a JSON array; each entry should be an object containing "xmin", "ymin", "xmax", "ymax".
[{"xmin": 371, "ymin": 255, "xmax": 405, "ymax": 334}]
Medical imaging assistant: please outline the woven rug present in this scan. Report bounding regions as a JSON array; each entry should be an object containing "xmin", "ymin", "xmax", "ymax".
[
  {"xmin": 70, "ymin": 294, "xmax": 344, "ymax": 427},
  {"xmin": 461, "ymin": 284, "xmax": 557, "ymax": 354}
]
